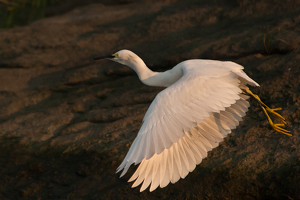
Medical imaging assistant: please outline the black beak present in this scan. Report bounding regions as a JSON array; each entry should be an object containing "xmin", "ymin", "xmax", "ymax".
[{"xmin": 93, "ymin": 55, "xmax": 115, "ymax": 60}]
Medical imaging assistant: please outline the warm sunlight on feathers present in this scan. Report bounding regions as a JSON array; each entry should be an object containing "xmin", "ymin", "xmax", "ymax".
[{"xmin": 94, "ymin": 49, "xmax": 289, "ymax": 192}]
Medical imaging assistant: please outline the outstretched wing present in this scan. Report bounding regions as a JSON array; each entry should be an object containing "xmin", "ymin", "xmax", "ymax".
[
  {"xmin": 128, "ymin": 94, "xmax": 250, "ymax": 192},
  {"xmin": 117, "ymin": 60, "xmax": 257, "ymax": 191}
]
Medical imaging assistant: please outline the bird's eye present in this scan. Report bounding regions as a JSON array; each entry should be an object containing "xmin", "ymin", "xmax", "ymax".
[{"xmin": 113, "ymin": 54, "xmax": 119, "ymax": 58}]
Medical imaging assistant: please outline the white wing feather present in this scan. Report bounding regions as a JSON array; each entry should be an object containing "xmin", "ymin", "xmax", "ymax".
[
  {"xmin": 130, "ymin": 96, "xmax": 250, "ymax": 192},
  {"xmin": 116, "ymin": 60, "xmax": 258, "ymax": 191}
]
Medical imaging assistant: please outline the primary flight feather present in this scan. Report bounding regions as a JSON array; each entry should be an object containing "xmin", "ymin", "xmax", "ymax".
[{"xmin": 94, "ymin": 49, "xmax": 290, "ymax": 192}]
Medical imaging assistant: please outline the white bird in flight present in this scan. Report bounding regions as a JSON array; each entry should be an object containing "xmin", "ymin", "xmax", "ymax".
[{"xmin": 94, "ymin": 49, "xmax": 290, "ymax": 192}]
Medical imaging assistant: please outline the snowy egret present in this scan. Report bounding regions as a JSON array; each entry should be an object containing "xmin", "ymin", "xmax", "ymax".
[{"xmin": 94, "ymin": 49, "xmax": 290, "ymax": 192}]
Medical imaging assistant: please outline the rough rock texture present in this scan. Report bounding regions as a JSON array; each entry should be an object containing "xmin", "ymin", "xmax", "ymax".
[{"xmin": 0, "ymin": 0, "xmax": 300, "ymax": 199}]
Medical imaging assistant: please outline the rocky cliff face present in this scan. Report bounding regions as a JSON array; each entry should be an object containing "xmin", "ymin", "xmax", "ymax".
[{"xmin": 1, "ymin": 0, "xmax": 300, "ymax": 199}]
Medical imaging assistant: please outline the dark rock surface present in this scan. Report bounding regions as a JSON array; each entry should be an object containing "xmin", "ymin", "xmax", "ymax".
[{"xmin": 0, "ymin": 0, "xmax": 300, "ymax": 199}]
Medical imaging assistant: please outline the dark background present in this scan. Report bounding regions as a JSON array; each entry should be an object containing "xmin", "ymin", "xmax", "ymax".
[{"xmin": 0, "ymin": 0, "xmax": 300, "ymax": 199}]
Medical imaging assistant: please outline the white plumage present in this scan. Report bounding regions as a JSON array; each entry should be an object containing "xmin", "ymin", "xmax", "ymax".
[{"xmin": 94, "ymin": 49, "xmax": 259, "ymax": 192}]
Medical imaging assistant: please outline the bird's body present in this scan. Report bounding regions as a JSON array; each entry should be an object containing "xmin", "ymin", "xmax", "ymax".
[{"xmin": 94, "ymin": 49, "xmax": 289, "ymax": 192}]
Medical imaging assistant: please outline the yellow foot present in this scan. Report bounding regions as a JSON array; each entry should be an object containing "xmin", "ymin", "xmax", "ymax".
[
  {"xmin": 270, "ymin": 122, "xmax": 292, "ymax": 136},
  {"xmin": 270, "ymin": 124, "xmax": 292, "ymax": 136},
  {"xmin": 260, "ymin": 105, "xmax": 291, "ymax": 136},
  {"xmin": 265, "ymin": 107, "xmax": 286, "ymax": 123},
  {"xmin": 243, "ymin": 88, "xmax": 291, "ymax": 136}
]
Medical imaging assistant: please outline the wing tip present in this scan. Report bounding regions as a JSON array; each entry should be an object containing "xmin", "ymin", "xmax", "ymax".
[{"xmin": 250, "ymin": 81, "xmax": 260, "ymax": 87}]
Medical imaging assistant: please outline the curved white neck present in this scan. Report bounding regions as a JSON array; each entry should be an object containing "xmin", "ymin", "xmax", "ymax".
[
  {"xmin": 126, "ymin": 58, "xmax": 183, "ymax": 87},
  {"xmin": 125, "ymin": 58, "xmax": 157, "ymax": 84},
  {"xmin": 113, "ymin": 51, "xmax": 183, "ymax": 87}
]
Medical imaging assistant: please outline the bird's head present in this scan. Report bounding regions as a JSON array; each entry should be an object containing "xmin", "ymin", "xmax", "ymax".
[{"xmin": 93, "ymin": 49, "xmax": 138, "ymax": 66}]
